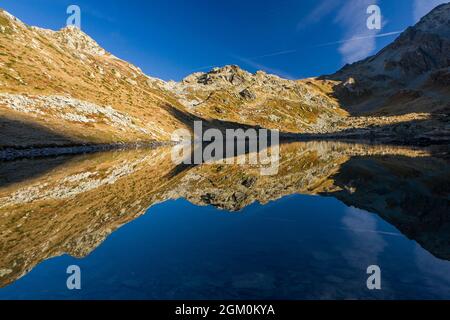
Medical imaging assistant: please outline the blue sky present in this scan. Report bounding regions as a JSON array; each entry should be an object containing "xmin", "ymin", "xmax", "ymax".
[{"xmin": 1, "ymin": 0, "xmax": 447, "ymax": 81}]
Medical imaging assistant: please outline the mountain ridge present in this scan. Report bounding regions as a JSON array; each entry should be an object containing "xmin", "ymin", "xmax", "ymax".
[
  {"xmin": 325, "ymin": 2, "xmax": 450, "ymax": 116},
  {"xmin": 0, "ymin": 4, "xmax": 449, "ymax": 150}
]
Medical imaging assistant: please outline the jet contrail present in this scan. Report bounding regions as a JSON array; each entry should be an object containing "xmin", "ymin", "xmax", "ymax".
[
  {"xmin": 190, "ymin": 30, "xmax": 404, "ymax": 73},
  {"xmin": 190, "ymin": 65, "xmax": 218, "ymax": 72},
  {"xmin": 314, "ymin": 30, "xmax": 404, "ymax": 47},
  {"xmin": 248, "ymin": 30, "xmax": 404, "ymax": 60}
]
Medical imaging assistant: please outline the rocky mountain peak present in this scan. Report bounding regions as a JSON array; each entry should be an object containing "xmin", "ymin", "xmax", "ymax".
[
  {"xmin": 0, "ymin": 8, "xmax": 26, "ymax": 34},
  {"xmin": 54, "ymin": 25, "xmax": 106, "ymax": 56},
  {"xmin": 415, "ymin": 2, "xmax": 450, "ymax": 38},
  {"xmin": 182, "ymin": 64, "xmax": 253, "ymax": 86}
]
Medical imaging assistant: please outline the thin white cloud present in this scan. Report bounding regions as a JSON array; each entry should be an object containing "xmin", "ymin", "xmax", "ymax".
[
  {"xmin": 233, "ymin": 55, "xmax": 296, "ymax": 80},
  {"xmin": 188, "ymin": 56, "xmax": 296, "ymax": 79},
  {"xmin": 335, "ymin": 0, "xmax": 381, "ymax": 64},
  {"xmin": 297, "ymin": 0, "xmax": 343, "ymax": 30},
  {"xmin": 414, "ymin": 244, "xmax": 450, "ymax": 297},
  {"xmin": 413, "ymin": 0, "xmax": 448, "ymax": 22},
  {"xmin": 341, "ymin": 207, "xmax": 388, "ymax": 271},
  {"xmin": 229, "ymin": 0, "xmax": 408, "ymax": 75},
  {"xmin": 248, "ymin": 49, "xmax": 299, "ymax": 60},
  {"xmin": 243, "ymin": 30, "xmax": 402, "ymax": 61}
]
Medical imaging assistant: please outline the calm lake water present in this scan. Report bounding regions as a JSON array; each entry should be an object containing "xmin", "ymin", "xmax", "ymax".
[{"xmin": 0, "ymin": 141, "xmax": 449, "ymax": 299}]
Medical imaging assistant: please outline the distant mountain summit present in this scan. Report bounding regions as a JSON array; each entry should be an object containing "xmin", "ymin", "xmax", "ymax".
[
  {"xmin": 328, "ymin": 3, "xmax": 450, "ymax": 115},
  {"xmin": 164, "ymin": 64, "xmax": 344, "ymax": 133}
]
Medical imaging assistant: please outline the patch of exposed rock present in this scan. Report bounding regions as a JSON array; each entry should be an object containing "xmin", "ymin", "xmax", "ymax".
[{"xmin": 0, "ymin": 93, "xmax": 149, "ymax": 134}]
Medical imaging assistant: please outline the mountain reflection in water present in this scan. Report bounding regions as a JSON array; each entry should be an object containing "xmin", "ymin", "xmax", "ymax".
[{"xmin": 0, "ymin": 141, "xmax": 449, "ymax": 299}]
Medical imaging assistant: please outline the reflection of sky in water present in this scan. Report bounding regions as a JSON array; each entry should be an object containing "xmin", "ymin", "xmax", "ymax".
[{"xmin": 1, "ymin": 195, "xmax": 449, "ymax": 300}]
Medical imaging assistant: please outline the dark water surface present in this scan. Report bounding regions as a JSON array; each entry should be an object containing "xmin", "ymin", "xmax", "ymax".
[{"xmin": 0, "ymin": 141, "xmax": 449, "ymax": 299}]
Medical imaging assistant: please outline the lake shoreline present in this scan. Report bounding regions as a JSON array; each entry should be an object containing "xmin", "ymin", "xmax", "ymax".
[{"xmin": 1, "ymin": 132, "xmax": 449, "ymax": 161}]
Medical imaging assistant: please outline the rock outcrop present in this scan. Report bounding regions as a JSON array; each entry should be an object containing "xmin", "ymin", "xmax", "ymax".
[{"xmin": 165, "ymin": 65, "xmax": 345, "ymax": 133}]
